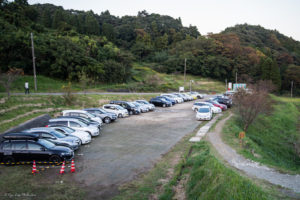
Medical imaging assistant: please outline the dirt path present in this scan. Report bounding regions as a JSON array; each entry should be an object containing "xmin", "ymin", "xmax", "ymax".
[{"xmin": 207, "ymin": 114, "xmax": 300, "ymax": 194}]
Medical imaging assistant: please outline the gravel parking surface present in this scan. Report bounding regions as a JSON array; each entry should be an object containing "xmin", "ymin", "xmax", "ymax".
[{"xmin": 72, "ymin": 101, "xmax": 200, "ymax": 199}]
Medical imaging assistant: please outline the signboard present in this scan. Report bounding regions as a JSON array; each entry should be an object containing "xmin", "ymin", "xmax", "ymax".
[
  {"xmin": 179, "ymin": 87, "xmax": 184, "ymax": 92},
  {"xmin": 233, "ymin": 83, "xmax": 246, "ymax": 90},
  {"xmin": 228, "ymin": 82, "xmax": 232, "ymax": 90}
]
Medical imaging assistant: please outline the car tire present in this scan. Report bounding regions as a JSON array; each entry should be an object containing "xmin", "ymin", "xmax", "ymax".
[
  {"xmin": 163, "ymin": 104, "xmax": 166, "ymax": 107},
  {"xmin": 104, "ymin": 117, "xmax": 111, "ymax": 124},
  {"xmin": 118, "ymin": 113, "xmax": 123, "ymax": 118},
  {"xmin": 49, "ymin": 155, "xmax": 62, "ymax": 163},
  {"xmin": 3, "ymin": 156, "xmax": 15, "ymax": 165}
]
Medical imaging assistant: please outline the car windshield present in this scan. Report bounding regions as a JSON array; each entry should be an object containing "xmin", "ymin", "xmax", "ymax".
[
  {"xmin": 98, "ymin": 108, "xmax": 107, "ymax": 113},
  {"xmin": 50, "ymin": 131, "xmax": 66, "ymax": 138},
  {"xmin": 198, "ymin": 108, "xmax": 210, "ymax": 113},
  {"xmin": 87, "ymin": 112, "xmax": 96, "ymax": 118},
  {"xmin": 138, "ymin": 100, "xmax": 149, "ymax": 104},
  {"xmin": 128, "ymin": 102, "xmax": 135, "ymax": 107},
  {"xmin": 39, "ymin": 139, "xmax": 56, "ymax": 148},
  {"xmin": 115, "ymin": 105, "xmax": 125, "ymax": 110},
  {"xmin": 59, "ymin": 127, "xmax": 75, "ymax": 133}
]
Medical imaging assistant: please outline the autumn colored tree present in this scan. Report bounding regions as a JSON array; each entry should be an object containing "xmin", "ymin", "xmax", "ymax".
[{"xmin": 233, "ymin": 80, "xmax": 274, "ymax": 132}]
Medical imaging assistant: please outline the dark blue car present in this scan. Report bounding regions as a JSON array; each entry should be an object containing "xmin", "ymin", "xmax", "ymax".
[{"xmin": 156, "ymin": 96, "xmax": 176, "ymax": 105}]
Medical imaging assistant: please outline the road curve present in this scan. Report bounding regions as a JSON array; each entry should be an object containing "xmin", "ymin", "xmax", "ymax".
[{"xmin": 207, "ymin": 114, "xmax": 300, "ymax": 194}]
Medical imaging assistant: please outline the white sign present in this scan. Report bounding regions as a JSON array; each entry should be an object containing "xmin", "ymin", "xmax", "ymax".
[
  {"xmin": 228, "ymin": 82, "xmax": 232, "ymax": 90},
  {"xmin": 179, "ymin": 87, "xmax": 184, "ymax": 92}
]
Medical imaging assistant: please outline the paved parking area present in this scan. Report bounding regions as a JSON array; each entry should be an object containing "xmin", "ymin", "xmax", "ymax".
[{"xmin": 72, "ymin": 101, "xmax": 201, "ymax": 198}]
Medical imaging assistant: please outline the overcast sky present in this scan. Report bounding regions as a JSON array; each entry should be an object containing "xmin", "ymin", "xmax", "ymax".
[{"xmin": 28, "ymin": 0, "xmax": 300, "ymax": 41}]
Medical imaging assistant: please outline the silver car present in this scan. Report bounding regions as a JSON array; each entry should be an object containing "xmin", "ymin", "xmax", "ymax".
[{"xmin": 48, "ymin": 118, "xmax": 100, "ymax": 137}]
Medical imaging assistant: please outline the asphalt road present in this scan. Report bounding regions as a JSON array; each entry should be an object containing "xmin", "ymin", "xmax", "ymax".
[{"xmin": 72, "ymin": 101, "xmax": 201, "ymax": 199}]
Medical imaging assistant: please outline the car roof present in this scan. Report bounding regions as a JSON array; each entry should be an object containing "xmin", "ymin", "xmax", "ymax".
[
  {"xmin": 62, "ymin": 110, "xmax": 87, "ymax": 113},
  {"xmin": 50, "ymin": 118, "xmax": 81, "ymax": 122},
  {"xmin": 103, "ymin": 104, "xmax": 119, "ymax": 107},
  {"xmin": 28, "ymin": 127, "xmax": 55, "ymax": 132},
  {"xmin": 3, "ymin": 132, "xmax": 39, "ymax": 140}
]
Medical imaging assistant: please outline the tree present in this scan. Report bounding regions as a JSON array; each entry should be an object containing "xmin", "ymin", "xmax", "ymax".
[
  {"xmin": 0, "ymin": 67, "xmax": 24, "ymax": 97},
  {"xmin": 233, "ymin": 80, "xmax": 274, "ymax": 131}
]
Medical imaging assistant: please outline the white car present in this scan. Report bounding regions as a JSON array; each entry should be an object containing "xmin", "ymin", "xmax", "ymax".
[
  {"xmin": 192, "ymin": 102, "xmax": 222, "ymax": 114},
  {"xmin": 196, "ymin": 106, "xmax": 213, "ymax": 121},
  {"xmin": 50, "ymin": 126, "xmax": 92, "ymax": 144},
  {"xmin": 136, "ymin": 100, "xmax": 155, "ymax": 111},
  {"xmin": 102, "ymin": 104, "xmax": 129, "ymax": 118},
  {"xmin": 161, "ymin": 94, "xmax": 183, "ymax": 103},
  {"xmin": 48, "ymin": 118, "xmax": 100, "ymax": 137},
  {"xmin": 62, "ymin": 110, "xmax": 103, "ymax": 125},
  {"xmin": 132, "ymin": 102, "xmax": 149, "ymax": 113}
]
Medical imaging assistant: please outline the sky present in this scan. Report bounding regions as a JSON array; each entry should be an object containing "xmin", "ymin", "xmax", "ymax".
[{"xmin": 28, "ymin": 0, "xmax": 300, "ymax": 41}]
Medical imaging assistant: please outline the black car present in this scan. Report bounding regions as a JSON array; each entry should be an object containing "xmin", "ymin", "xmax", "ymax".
[
  {"xmin": 0, "ymin": 133, "xmax": 74, "ymax": 164},
  {"xmin": 110, "ymin": 100, "xmax": 140, "ymax": 115},
  {"xmin": 156, "ymin": 96, "xmax": 176, "ymax": 105},
  {"xmin": 149, "ymin": 97, "xmax": 172, "ymax": 107},
  {"xmin": 84, "ymin": 108, "xmax": 117, "ymax": 124},
  {"xmin": 213, "ymin": 96, "xmax": 233, "ymax": 108}
]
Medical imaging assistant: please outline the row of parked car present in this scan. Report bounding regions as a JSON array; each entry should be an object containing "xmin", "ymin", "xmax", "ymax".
[
  {"xmin": 1, "ymin": 93, "xmax": 202, "ymax": 164},
  {"xmin": 149, "ymin": 92, "xmax": 204, "ymax": 107},
  {"xmin": 192, "ymin": 95, "xmax": 233, "ymax": 121}
]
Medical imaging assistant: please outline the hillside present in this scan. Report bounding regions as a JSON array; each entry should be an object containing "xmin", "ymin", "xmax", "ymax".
[{"xmin": 1, "ymin": 1, "xmax": 300, "ymax": 95}]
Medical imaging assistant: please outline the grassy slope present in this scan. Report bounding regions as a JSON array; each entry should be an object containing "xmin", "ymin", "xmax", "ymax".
[
  {"xmin": 0, "ymin": 65, "xmax": 225, "ymax": 93},
  {"xmin": 0, "ymin": 94, "xmax": 156, "ymax": 133},
  {"xmin": 223, "ymin": 96, "xmax": 300, "ymax": 173},
  {"xmin": 185, "ymin": 142, "xmax": 272, "ymax": 200}
]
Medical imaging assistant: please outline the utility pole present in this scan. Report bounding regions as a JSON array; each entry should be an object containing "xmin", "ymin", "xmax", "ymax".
[
  {"xmin": 235, "ymin": 71, "xmax": 237, "ymax": 84},
  {"xmin": 184, "ymin": 58, "xmax": 187, "ymax": 87},
  {"xmin": 225, "ymin": 79, "xmax": 227, "ymax": 90},
  {"xmin": 31, "ymin": 32, "xmax": 37, "ymax": 91},
  {"xmin": 189, "ymin": 80, "xmax": 194, "ymax": 92},
  {"xmin": 291, "ymin": 81, "xmax": 293, "ymax": 98}
]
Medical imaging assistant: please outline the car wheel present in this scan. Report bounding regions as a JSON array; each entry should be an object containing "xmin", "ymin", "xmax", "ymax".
[
  {"xmin": 49, "ymin": 155, "xmax": 62, "ymax": 163},
  {"xmin": 3, "ymin": 156, "xmax": 15, "ymax": 165},
  {"xmin": 104, "ymin": 117, "xmax": 111, "ymax": 124},
  {"xmin": 118, "ymin": 113, "xmax": 123, "ymax": 118},
  {"xmin": 129, "ymin": 111, "xmax": 133, "ymax": 115},
  {"xmin": 163, "ymin": 104, "xmax": 166, "ymax": 107}
]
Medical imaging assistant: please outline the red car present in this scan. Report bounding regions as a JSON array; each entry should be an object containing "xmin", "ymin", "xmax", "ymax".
[{"xmin": 206, "ymin": 100, "xmax": 227, "ymax": 111}]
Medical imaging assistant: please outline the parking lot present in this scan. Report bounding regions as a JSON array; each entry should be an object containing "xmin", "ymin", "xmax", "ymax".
[{"xmin": 72, "ymin": 101, "xmax": 201, "ymax": 198}]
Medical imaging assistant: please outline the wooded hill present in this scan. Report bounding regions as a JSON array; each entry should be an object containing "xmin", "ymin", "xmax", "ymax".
[{"xmin": 1, "ymin": 0, "xmax": 300, "ymax": 94}]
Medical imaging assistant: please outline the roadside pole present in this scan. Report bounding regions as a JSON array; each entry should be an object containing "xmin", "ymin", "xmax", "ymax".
[{"xmin": 31, "ymin": 32, "xmax": 37, "ymax": 91}]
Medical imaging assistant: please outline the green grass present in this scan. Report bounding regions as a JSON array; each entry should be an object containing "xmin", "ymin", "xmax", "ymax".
[
  {"xmin": 0, "ymin": 165, "xmax": 85, "ymax": 200},
  {"xmin": 185, "ymin": 142, "xmax": 273, "ymax": 200},
  {"xmin": 223, "ymin": 97, "xmax": 300, "ymax": 173},
  {"xmin": 0, "ymin": 65, "xmax": 225, "ymax": 93}
]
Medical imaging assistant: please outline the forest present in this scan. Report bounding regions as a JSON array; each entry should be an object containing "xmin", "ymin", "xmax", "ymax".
[{"xmin": 1, "ymin": 0, "xmax": 300, "ymax": 94}]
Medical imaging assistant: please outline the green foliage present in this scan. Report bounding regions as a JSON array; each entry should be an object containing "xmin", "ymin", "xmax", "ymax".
[
  {"xmin": 186, "ymin": 142, "xmax": 272, "ymax": 200},
  {"xmin": 223, "ymin": 99, "xmax": 300, "ymax": 173}
]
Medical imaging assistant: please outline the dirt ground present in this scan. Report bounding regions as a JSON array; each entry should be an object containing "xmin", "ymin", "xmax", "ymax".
[{"xmin": 70, "ymin": 101, "xmax": 200, "ymax": 199}]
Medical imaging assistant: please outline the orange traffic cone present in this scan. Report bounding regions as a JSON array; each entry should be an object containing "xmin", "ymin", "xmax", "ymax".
[
  {"xmin": 70, "ymin": 159, "xmax": 75, "ymax": 173},
  {"xmin": 32, "ymin": 160, "xmax": 37, "ymax": 174},
  {"xmin": 59, "ymin": 161, "xmax": 65, "ymax": 174}
]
